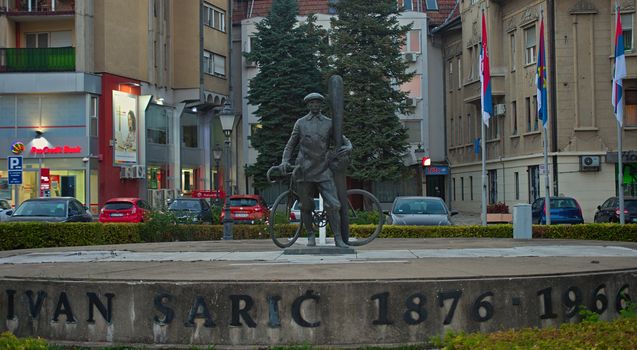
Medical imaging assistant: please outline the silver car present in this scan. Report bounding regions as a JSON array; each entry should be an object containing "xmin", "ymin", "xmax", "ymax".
[
  {"xmin": 289, "ymin": 198, "xmax": 321, "ymax": 223},
  {"xmin": 387, "ymin": 196, "xmax": 457, "ymax": 226}
]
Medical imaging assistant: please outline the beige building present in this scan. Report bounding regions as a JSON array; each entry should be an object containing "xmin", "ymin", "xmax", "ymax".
[
  {"xmin": 0, "ymin": 0, "xmax": 230, "ymax": 209},
  {"xmin": 436, "ymin": 0, "xmax": 637, "ymax": 222}
]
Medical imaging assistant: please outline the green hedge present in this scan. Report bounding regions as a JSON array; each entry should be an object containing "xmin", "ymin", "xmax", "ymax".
[{"xmin": 0, "ymin": 222, "xmax": 636, "ymax": 251}]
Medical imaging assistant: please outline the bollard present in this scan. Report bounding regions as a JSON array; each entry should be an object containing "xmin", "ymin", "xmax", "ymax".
[{"xmin": 513, "ymin": 204, "xmax": 532, "ymax": 240}]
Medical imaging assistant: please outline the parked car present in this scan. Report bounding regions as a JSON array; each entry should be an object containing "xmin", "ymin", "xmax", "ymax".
[
  {"xmin": 98, "ymin": 197, "xmax": 152, "ymax": 223},
  {"xmin": 289, "ymin": 198, "xmax": 321, "ymax": 223},
  {"xmin": 220, "ymin": 194, "xmax": 270, "ymax": 224},
  {"xmin": 9, "ymin": 197, "xmax": 93, "ymax": 222},
  {"xmin": 386, "ymin": 196, "xmax": 457, "ymax": 226},
  {"xmin": 0, "ymin": 199, "xmax": 13, "ymax": 222},
  {"xmin": 594, "ymin": 196, "xmax": 637, "ymax": 223},
  {"xmin": 531, "ymin": 196, "xmax": 584, "ymax": 224},
  {"xmin": 167, "ymin": 198, "xmax": 214, "ymax": 224}
]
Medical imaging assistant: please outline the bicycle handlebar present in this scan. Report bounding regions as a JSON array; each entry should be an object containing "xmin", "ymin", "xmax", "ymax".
[{"xmin": 267, "ymin": 165, "xmax": 298, "ymax": 183}]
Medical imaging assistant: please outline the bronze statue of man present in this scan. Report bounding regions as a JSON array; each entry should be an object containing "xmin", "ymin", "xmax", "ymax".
[{"xmin": 280, "ymin": 93, "xmax": 352, "ymax": 248}]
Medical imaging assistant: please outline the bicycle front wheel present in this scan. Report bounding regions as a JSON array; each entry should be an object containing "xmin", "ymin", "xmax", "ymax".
[
  {"xmin": 268, "ymin": 190, "xmax": 303, "ymax": 248},
  {"xmin": 345, "ymin": 189, "xmax": 384, "ymax": 246}
]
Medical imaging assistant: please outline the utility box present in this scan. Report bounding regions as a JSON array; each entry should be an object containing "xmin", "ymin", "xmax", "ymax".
[{"xmin": 513, "ymin": 204, "xmax": 532, "ymax": 240}]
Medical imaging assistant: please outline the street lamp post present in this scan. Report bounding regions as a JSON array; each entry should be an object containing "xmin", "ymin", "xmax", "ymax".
[
  {"xmin": 414, "ymin": 143, "xmax": 425, "ymax": 196},
  {"xmin": 219, "ymin": 102, "xmax": 236, "ymax": 240}
]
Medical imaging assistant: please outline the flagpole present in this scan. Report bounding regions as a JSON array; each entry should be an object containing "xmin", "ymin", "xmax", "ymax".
[
  {"xmin": 479, "ymin": 7, "xmax": 489, "ymax": 227},
  {"xmin": 481, "ymin": 120, "xmax": 487, "ymax": 226},
  {"xmin": 539, "ymin": 8, "xmax": 551, "ymax": 225},
  {"xmin": 614, "ymin": 2, "xmax": 625, "ymax": 224}
]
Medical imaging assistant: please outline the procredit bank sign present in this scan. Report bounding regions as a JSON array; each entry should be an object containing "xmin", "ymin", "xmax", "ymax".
[{"xmin": 30, "ymin": 145, "xmax": 82, "ymax": 155}]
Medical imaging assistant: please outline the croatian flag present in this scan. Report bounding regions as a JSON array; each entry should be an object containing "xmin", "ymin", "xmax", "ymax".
[
  {"xmin": 480, "ymin": 12, "xmax": 493, "ymax": 127},
  {"xmin": 536, "ymin": 14, "xmax": 548, "ymax": 129},
  {"xmin": 613, "ymin": 5, "xmax": 627, "ymax": 126}
]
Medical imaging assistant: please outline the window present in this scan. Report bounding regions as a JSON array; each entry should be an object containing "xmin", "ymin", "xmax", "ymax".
[
  {"xmin": 203, "ymin": 50, "xmax": 226, "ymax": 77},
  {"xmin": 622, "ymin": 14, "xmax": 634, "ymax": 51},
  {"xmin": 526, "ymin": 97, "xmax": 532, "ymax": 132},
  {"xmin": 400, "ymin": 0, "xmax": 413, "ymax": 11},
  {"xmin": 147, "ymin": 107, "xmax": 169, "ymax": 144},
  {"xmin": 405, "ymin": 30, "xmax": 421, "ymax": 53},
  {"xmin": 204, "ymin": 3, "xmax": 225, "ymax": 32},
  {"xmin": 457, "ymin": 57, "xmax": 462, "ymax": 88},
  {"xmin": 524, "ymin": 25, "xmax": 536, "ymax": 65},
  {"xmin": 514, "ymin": 172, "xmax": 520, "ymax": 200},
  {"xmin": 486, "ymin": 115, "xmax": 498, "ymax": 140},
  {"xmin": 26, "ymin": 33, "xmax": 48, "ymax": 48},
  {"xmin": 461, "ymin": 177, "xmax": 465, "ymax": 200},
  {"xmin": 328, "ymin": 0, "xmax": 337, "ymax": 14},
  {"xmin": 459, "ymin": 116, "xmax": 463, "ymax": 144},
  {"xmin": 448, "ymin": 60, "xmax": 454, "ymax": 90},
  {"xmin": 453, "ymin": 178, "xmax": 456, "ymax": 201},
  {"xmin": 425, "ymin": 0, "xmax": 438, "ymax": 11},
  {"xmin": 532, "ymin": 94, "xmax": 539, "ymax": 131},
  {"xmin": 528, "ymin": 165, "xmax": 540, "ymax": 202},
  {"xmin": 467, "ymin": 113, "xmax": 473, "ymax": 143},
  {"xmin": 511, "ymin": 100, "xmax": 518, "ymax": 135},
  {"xmin": 401, "ymin": 74, "xmax": 422, "ymax": 98},
  {"xmin": 182, "ymin": 114, "xmax": 198, "ymax": 148},
  {"xmin": 626, "ymin": 89, "xmax": 637, "ymax": 126},
  {"xmin": 469, "ymin": 176, "xmax": 474, "ymax": 200},
  {"xmin": 89, "ymin": 96, "xmax": 98, "ymax": 137},
  {"xmin": 469, "ymin": 45, "xmax": 479, "ymax": 80},
  {"xmin": 510, "ymin": 33, "xmax": 516, "ymax": 71},
  {"xmin": 450, "ymin": 117, "xmax": 455, "ymax": 145}
]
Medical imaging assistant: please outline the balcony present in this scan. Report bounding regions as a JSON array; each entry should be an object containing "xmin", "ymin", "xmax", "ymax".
[
  {"xmin": 0, "ymin": 47, "xmax": 75, "ymax": 72},
  {"xmin": 0, "ymin": 0, "xmax": 74, "ymax": 16}
]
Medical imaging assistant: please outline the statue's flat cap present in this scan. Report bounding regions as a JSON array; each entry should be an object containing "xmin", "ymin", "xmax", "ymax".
[{"xmin": 303, "ymin": 93, "xmax": 324, "ymax": 103}]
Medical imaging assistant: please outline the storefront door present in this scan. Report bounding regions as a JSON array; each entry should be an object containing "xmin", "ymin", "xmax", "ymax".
[{"xmin": 61, "ymin": 176, "xmax": 76, "ymax": 197}]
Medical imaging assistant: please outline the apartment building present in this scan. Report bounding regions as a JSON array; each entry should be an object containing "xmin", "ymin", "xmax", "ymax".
[
  {"xmin": 233, "ymin": 0, "xmax": 453, "ymax": 205},
  {"xmin": 436, "ymin": 0, "xmax": 637, "ymax": 221},
  {"xmin": 0, "ymin": 0, "xmax": 230, "ymax": 210}
]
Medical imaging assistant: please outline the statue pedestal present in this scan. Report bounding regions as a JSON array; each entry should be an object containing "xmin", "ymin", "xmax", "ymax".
[{"xmin": 283, "ymin": 246, "xmax": 356, "ymax": 255}]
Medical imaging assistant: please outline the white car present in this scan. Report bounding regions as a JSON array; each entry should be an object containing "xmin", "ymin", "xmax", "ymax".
[
  {"xmin": 0, "ymin": 199, "xmax": 13, "ymax": 222},
  {"xmin": 289, "ymin": 198, "xmax": 321, "ymax": 223}
]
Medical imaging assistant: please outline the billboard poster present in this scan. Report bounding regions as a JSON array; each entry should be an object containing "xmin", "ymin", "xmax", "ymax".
[{"xmin": 113, "ymin": 91, "xmax": 138, "ymax": 165}]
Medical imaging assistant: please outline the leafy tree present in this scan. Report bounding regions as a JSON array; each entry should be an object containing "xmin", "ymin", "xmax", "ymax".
[
  {"xmin": 328, "ymin": 0, "xmax": 413, "ymax": 187},
  {"xmin": 244, "ymin": 0, "xmax": 327, "ymax": 191}
]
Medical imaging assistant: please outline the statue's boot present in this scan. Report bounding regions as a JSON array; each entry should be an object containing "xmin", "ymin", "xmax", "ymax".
[
  {"xmin": 302, "ymin": 211, "xmax": 316, "ymax": 246},
  {"xmin": 327, "ymin": 209, "xmax": 349, "ymax": 248}
]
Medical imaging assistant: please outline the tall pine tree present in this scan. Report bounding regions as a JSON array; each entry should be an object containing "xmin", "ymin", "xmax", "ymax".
[
  {"xmin": 328, "ymin": 0, "xmax": 413, "ymax": 186},
  {"xmin": 245, "ymin": 0, "xmax": 327, "ymax": 191}
]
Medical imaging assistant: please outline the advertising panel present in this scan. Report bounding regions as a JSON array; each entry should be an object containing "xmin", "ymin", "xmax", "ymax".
[{"xmin": 113, "ymin": 91, "xmax": 139, "ymax": 165}]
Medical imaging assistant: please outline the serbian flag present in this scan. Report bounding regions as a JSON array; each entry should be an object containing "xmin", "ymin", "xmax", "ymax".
[
  {"xmin": 536, "ymin": 14, "xmax": 548, "ymax": 129},
  {"xmin": 480, "ymin": 12, "xmax": 493, "ymax": 126},
  {"xmin": 613, "ymin": 6, "xmax": 627, "ymax": 126}
]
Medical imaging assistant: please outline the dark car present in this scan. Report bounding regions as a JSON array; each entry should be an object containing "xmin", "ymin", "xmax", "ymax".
[
  {"xmin": 531, "ymin": 196, "xmax": 584, "ymax": 224},
  {"xmin": 9, "ymin": 197, "xmax": 93, "ymax": 222},
  {"xmin": 594, "ymin": 196, "xmax": 637, "ymax": 223},
  {"xmin": 99, "ymin": 197, "xmax": 153, "ymax": 223},
  {"xmin": 0, "ymin": 199, "xmax": 12, "ymax": 222},
  {"xmin": 387, "ymin": 196, "xmax": 457, "ymax": 226},
  {"xmin": 220, "ymin": 194, "xmax": 270, "ymax": 224},
  {"xmin": 168, "ymin": 198, "xmax": 213, "ymax": 224}
]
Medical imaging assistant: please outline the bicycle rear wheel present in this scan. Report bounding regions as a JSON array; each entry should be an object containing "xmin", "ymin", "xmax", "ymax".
[
  {"xmin": 345, "ymin": 189, "xmax": 384, "ymax": 246},
  {"xmin": 268, "ymin": 190, "xmax": 303, "ymax": 248}
]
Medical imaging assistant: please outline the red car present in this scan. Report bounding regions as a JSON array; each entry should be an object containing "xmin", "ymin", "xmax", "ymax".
[
  {"xmin": 99, "ymin": 197, "xmax": 153, "ymax": 223},
  {"xmin": 219, "ymin": 194, "xmax": 270, "ymax": 224}
]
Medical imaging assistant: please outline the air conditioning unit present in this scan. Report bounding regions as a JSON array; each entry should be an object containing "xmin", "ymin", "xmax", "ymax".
[
  {"xmin": 580, "ymin": 155, "xmax": 601, "ymax": 172},
  {"xmin": 403, "ymin": 53, "xmax": 417, "ymax": 62},
  {"xmin": 119, "ymin": 166, "xmax": 133, "ymax": 179},
  {"xmin": 406, "ymin": 97, "xmax": 418, "ymax": 108},
  {"xmin": 494, "ymin": 104, "xmax": 506, "ymax": 116},
  {"xmin": 132, "ymin": 165, "xmax": 146, "ymax": 179}
]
